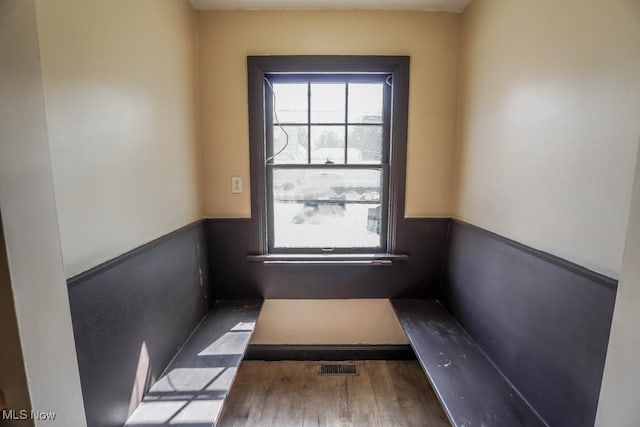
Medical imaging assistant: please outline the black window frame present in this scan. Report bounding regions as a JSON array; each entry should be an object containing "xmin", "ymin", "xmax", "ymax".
[
  {"xmin": 248, "ymin": 56, "xmax": 409, "ymax": 256},
  {"xmin": 265, "ymin": 73, "xmax": 391, "ymax": 253}
]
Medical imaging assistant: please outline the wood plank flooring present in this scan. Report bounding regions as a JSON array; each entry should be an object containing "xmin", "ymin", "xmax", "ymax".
[{"xmin": 218, "ymin": 361, "xmax": 449, "ymax": 427}]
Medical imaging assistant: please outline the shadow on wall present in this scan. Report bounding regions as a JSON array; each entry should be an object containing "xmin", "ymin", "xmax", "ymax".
[
  {"xmin": 0, "ymin": 213, "xmax": 34, "ymax": 427},
  {"xmin": 124, "ymin": 314, "xmax": 256, "ymax": 427},
  {"xmin": 67, "ymin": 223, "xmax": 209, "ymax": 427}
]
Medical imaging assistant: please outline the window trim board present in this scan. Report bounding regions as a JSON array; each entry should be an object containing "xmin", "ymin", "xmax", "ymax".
[{"xmin": 247, "ymin": 55, "xmax": 410, "ymax": 256}]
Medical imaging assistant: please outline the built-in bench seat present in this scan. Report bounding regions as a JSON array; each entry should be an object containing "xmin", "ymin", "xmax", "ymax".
[
  {"xmin": 124, "ymin": 300, "xmax": 262, "ymax": 427},
  {"xmin": 391, "ymin": 299, "xmax": 546, "ymax": 427}
]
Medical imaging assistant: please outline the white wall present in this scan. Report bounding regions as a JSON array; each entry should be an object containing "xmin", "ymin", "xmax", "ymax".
[
  {"xmin": 596, "ymin": 140, "xmax": 640, "ymax": 426},
  {"xmin": 0, "ymin": 0, "xmax": 87, "ymax": 425},
  {"xmin": 35, "ymin": 0, "xmax": 203, "ymax": 278},
  {"xmin": 454, "ymin": 0, "xmax": 640, "ymax": 278}
]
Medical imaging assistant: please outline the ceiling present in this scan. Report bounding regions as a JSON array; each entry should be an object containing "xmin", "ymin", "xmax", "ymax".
[{"xmin": 190, "ymin": 0, "xmax": 472, "ymax": 13}]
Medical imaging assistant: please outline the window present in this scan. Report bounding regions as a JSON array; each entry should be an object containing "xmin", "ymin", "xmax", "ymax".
[
  {"xmin": 248, "ymin": 56, "xmax": 409, "ymax": 257},
  {"xmin": 266, "ymin": 75, "xmax": 389, "ymax": 251}
]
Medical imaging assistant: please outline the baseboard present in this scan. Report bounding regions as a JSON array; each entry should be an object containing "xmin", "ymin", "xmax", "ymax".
[{"xmin": 244, "ymin": 344, "xmax": 416, "ymax": 361}]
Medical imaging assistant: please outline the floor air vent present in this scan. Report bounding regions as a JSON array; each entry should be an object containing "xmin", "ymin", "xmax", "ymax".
[{"xmin": 319, "ymin": 364, "xmax": 358, "ymax": 375}]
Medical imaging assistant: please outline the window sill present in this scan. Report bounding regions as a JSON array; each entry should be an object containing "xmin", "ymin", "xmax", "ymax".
[{"xmin": 246, "ymin": 253, "xmax": 409, "ymax": 266}]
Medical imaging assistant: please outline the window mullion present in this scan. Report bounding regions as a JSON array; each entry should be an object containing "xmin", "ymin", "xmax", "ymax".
[
  {"xmin": 264, "ymin": 80, "xmax": 274, "ymax": 161},
  {"xmin": 344, "ymin": 82, "xmax": 349, "ymax": 164},
  {"xmin": 269, "ymin": 163, "xmax": 383, "ymax": 170},
  {"xmin": 307, "ymin": 82, "xmax": 311, "ymax": 164}
]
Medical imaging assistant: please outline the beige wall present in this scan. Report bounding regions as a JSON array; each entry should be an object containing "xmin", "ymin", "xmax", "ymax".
[
  {"xmin": 0, "ymin": 0, "xmax": 87, "ymax": 424},
  {"xmin": 198, "ymin": 10, "xmax": 460, "ymax": 218},
  {"xmin": 251, "ymin": 300, "xmax": 408, "ymax": 344},
  {"xmin": 34, "ymin": 0, "xmax": 203, "ymax": 277},
  {"xmin": 454, "ymin": 0, "xmax": 640, "ymax": 278},
  {"xmin": 596, "ymin": 138, "xmax": 640, "ymax": 426}
]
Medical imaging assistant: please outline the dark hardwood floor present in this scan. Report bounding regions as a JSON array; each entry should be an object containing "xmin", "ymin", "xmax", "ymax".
[{"xmin": 218, "ymin": 361, "xmax": 449, "ymax": 427}]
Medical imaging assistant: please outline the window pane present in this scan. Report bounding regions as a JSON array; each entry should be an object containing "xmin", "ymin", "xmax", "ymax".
[
  {"xmin": 310, "ymin": 83, "xmax": 345, "ymax": 123},
  {"xmin": 348, "ymin": 83, "xmax": 383, "ymax": 123},
  {"xmin": 310, "ymin": 126, "xmax": 345, "ymax": 164},
  {"xmin": 347, "ymin": 126, "xmax": 383, "ymax": 163},
  {"xmin": 272, "ymin": 168, "xmax": 382, "ymax": 248},
  {"xmin": 272, "ymin": 126, "xmax": 308, "ymax": 164},
  {"xmin": 273, "ymin": 83, "xmax": 307, "ymax": 123}
]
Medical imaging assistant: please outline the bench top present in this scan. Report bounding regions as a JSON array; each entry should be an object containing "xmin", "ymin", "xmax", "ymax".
[
  {"xmin": 391, "ymin": 299, "xmax": 546, "ymax": 427},
  {"xmin": 125, "ymin": 300, "xmax": 263, "ymax": 427}
]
